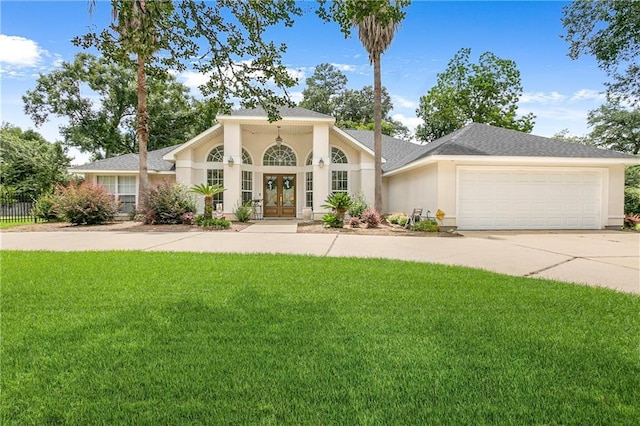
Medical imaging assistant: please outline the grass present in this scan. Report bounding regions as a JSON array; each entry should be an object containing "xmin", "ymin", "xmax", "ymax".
[
  {"xmin": 2, "ymin": 251, "xmax": 639, "ymax": 424},
  {"xmin": 0, "ymin": 219, "xmax": 35, "ymax": 229}
]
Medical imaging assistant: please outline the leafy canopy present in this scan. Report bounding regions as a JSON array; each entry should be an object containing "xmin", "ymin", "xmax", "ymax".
[
  {"xmin": 0, "ymin": 124, "xmax": 70, "ymax": 198},
  {"xmin": 587, "ymin": 103, "xmax": 640, "ymax": 155},
  {"xmin": 562, "ymin": 0, "xmax": 640, "ymax": 106},
  {"xmin": 415, "ymin": 48, "xmax": 535, "ymax": 143},
  {"xmin": 23, "ymin": 53, "xmax": 217, "ymax": 160},
  {"xmin": 75, "ymin": 0, "xmax": 303, "ymax": 120}
]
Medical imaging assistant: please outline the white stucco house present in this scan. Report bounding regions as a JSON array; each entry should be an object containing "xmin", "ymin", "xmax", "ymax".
[{"xmin": 70, "ymin": 106, "xmax": 639, "ymax": 230}]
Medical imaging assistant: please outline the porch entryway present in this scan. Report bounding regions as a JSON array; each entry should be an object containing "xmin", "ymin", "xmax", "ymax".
[{"xmin": 264, "ymin": 174, "xmax": 296, "ymax": 218}]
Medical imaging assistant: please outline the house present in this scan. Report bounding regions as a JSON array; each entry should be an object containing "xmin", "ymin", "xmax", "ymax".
[{"xmin": 70, "ymin": 106, "xmax": 639, "ymax": 230}]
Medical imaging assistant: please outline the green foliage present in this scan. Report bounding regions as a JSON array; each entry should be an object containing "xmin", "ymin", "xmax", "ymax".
[
  {"xmin": 412, "ymin": 219, "xmax": 440, "ymax": 232},
  {"xmin": 0, "ymin": 124, "xmax": 70, "ymax": 198},
  {"xmin": 624, "ymin": 187, "xmax": 640, "ymax": 215},
  {"xmin": 587, "ymin": 103, "xmax": 640, "ymax": 155},
  {"xmin": 298, "ymin": 63, "xmax": 347, "ymax": 115},
  {"xmin": 195, "ymin": 216, "xmax": 231, "ymax": 230},
  {"xmin": 53, "ymin": 183, "xmax": 118, "ymax": 225},
  {"xmin": 75, "ymin": 1, "xmax": 304, "ymax": 121},
  {"xmin": 626, "ymin": 166, "xmax": 640, "ymax": 187},
  {"xmin": 415, "ymin": 48, "xmax": 536, "ymax": 142},
  {"xmin": 322, "ymin": 212, "xmax": 343, "ymax": 228},
  {"xmin": 3, "ymin": 251, "xmax": 639, "ymax": 424},
  {"xmin": 191, "ymin": 183, "xmax": 226, "ymax": 218},
  {"xmin": 233, "ymin": 201, "xmax": 253, "ymax": 223},
  {"xmin": 347, "ymin": 192, "xmax": 368, "ymax": 219},
  {"xmin": 322, "ymin": 192, "xmax": 352, "ymax": 224},
  {"xmin": 141, "ymin": 181, "xmax": 196, "ymax": 224},
  {"xmin": 388, "ymin": 212, "xmax": 408, "ymax": 226},
  {"xmin": 361, "ymin": 209, "xmax": 381, "ymax": 228},
  {"xmin": 562, "ymin": 0, "xmax": 640, "ymax": 106},
  {"xmin": 32, "ymin": 192, "xmax": 61, "ymax": 222},
  {"xmin": 22, "ymin": 53, "xmax": 217, "ymax": 160}
]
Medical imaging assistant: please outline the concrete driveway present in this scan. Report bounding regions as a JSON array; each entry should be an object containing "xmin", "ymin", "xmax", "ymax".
[{"xmin": 1, "ymin": 229, "xmax": 638, "ymax": 294}]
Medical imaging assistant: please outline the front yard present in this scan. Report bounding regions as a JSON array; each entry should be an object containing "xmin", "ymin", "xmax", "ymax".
[{"xmin": 2, "ymin": 251, "xmax": 638, "ymax": 424}]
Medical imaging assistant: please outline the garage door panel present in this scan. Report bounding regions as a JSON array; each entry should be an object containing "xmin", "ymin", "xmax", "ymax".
[{"xmin": 457, "ymin": 168, "xmax": 602, "ymax": 230}]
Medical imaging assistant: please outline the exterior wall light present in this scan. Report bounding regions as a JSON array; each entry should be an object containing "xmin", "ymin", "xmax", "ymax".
[
  {"xmin": 228, "ymin": 156, "xmax": 234, "ymax": 167},
  {"xmin": 318, "ymin": 158, "xmax": 325, "ymax": 168}
]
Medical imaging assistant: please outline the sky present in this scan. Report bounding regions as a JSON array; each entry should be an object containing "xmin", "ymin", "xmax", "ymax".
[{"xmin": 0, "ymin": 0, "xmax": 609, "ymax": 165}]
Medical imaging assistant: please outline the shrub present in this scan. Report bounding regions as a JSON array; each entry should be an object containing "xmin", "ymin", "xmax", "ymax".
[
  {"xmin": 181, "ymin": 212, "xmax": 195, "ymax": 225},
  {"xmin": 233, "ymin": 201, "xmax": 253, "ymax": 222},
  {"xmin": 54, "ymin": 183, "xmax": 118, "ymax": 225},
  {"xmin": 322, "ymin": 212, "xmax": 342, "ymax": 228},
  {"xmin": 195, "ymin": 215, "xmax": 231, "ymax": 229},
  {"xmin": 348, "ymin": 192, "xmax": 368, "ymax": 219},
  {"xmin": 623, "ymin": 214, "xmax": 640, "ymax": 230},
  {"xmin": 348, "ymin": 216, "xmax": 361, "ymax": 228},
  {"xmin": 140, "ymin": 181, "xmax": 196, "ymax": 224},
  {"xmin": 387, "ymin": 213, "xmax": 408, "ymax": 226},
  {"xmin": 413, "ymin": 219, "xmax": 439, "ymax": 232},
  {"xmin": 322, "ymin": 192, "xmax": 352, "ymax": 223},
  {"xmin": 32, "ymin": 192, "xmax": 61, "ymax": 222},
  {"xmin": 361, "ymin": 209, "xmax": 381, "ymax": 228},
  {"xmin": 624, "ymin": 186, "xmax": 640, "ymax": 214}
]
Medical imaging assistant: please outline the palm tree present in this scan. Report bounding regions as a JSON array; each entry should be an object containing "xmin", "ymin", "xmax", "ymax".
[
  {"xmin": 191, "ymin": 184, "xmax": 226, "ymax": 219},
  {"xmin": 355, "ymin": 7, "xmax": 403, "ymax": 214}
]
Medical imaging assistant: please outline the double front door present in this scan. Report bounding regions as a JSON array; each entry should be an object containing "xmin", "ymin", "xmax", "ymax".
[{"xmin": 264, "ymin": 174, "xmax": 296, "ymax": 217}]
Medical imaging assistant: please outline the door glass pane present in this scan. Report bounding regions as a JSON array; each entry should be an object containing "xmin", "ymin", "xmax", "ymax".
[
  {"xmin": 282, "ymin": 176, "xmax": 295, "ymax": 207},
  {"xmin": 265, "ymin": 175, "xmax": 277, "ymax": 207}
]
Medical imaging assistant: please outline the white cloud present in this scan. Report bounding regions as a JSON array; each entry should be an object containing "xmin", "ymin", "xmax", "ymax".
[
  {"xmin": 0, "ymin": 34, "xmax": 43, "ymax": 67},
  {"xmin": 570, "ymin": 89, "xmax": 605, "ymax": 102},
  {"xmin": 391, "ymin": 113, "xmax": 422, "ymax": 131},
  {"xmin": 331, "ymin": 63, "xmax": 357, "ymax": 72},
  {"xmin": 520, "ymin": 91, "xmax": 567, "ymax": 104},
  {"xmin": 286, "ymin": 68, "xmax": 305, "ymax": 82},
  {"xmin": 178, "ymin": 70, "xmax": 211, "ymax": 90},
  {"xmin": 289, "ymin": 91, "xmax": 303, "ymax": 104},
  {"xmin": 391, "ymin": 94, "xmax": 418, "ymax": 109}
]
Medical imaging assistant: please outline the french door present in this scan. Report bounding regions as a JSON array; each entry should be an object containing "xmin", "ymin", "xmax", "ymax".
[{"xmin": 264, "ymin": 174, "xmax": 296, "ymax": 217}]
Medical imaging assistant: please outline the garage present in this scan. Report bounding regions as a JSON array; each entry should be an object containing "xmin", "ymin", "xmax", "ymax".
[{"xmin": 457, "ymin": 167, "xmax": 603, "ymax": 230}]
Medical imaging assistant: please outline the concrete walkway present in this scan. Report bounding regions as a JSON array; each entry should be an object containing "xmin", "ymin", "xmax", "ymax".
[{"xmin": 1, "ymin": 228, "xmax": 638, "ymax": 294}]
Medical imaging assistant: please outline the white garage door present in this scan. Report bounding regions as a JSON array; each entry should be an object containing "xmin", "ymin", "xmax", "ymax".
[{"xmin": 457, "ymin": 167, "xmax": 603, "ymax": 230}]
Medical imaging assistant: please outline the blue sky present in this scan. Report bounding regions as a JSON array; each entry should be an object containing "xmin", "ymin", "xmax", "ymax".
[{"xmin": 1, "ymin": 1, "xmax": 608, "ymax": 164}]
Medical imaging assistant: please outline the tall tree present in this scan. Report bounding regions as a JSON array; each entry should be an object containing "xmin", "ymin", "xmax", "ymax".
[
  {"xmin": 76, "ymin": 0, "xmax": 303, "ymax": 204},
  {"xmin": 562, "ymin": 0, "xmax": 640, "ymax": 106},
  {"xmin": 299, "ymin": 63, "xmax": 347, "ymax": 114},
  {"xmin": 415, "ymin": 48, "xmax": 535, "ymax": 143},
  {"xmin": 587, "ymin": 103, "xmax": 640, "ymax": 155},
  {"xmin": 23, "ymin": 53, "xmax": 216, "ymax": 160},
  {"xmin": 0, "ymin": 123, "xmax": 70, "ymax": 198},
  {"xmin": 319, "ymin": 0, "xmax": 410, "ymax": 213}
]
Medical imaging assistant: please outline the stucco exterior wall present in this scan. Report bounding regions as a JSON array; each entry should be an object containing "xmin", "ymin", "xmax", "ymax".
[
  {"xmin": 606, "ymin": 164, "xmax": 626, "ymax": 228},
  {"xmin": 385, "ymin": 163, "xmax": 438, "ymax": 216}
]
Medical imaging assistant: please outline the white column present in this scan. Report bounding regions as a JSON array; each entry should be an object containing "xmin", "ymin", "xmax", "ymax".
[
  {"xmin": 312, "ymin": 124, "xmax": 330, "ymax": 219},
  {"xmin": 223, "ymin": 123, "xmax": 242, "ymax": 215}
]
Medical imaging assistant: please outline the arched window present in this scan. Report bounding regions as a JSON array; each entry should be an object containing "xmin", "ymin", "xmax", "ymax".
[
  {"xmin": 207, "ymin": 146, "xmax": 224, "ymax": 162},
  {"xmin": 331, "ymin": 147, "xmax": 348, "ymax": 164},
  {"xmin": 263, "ymin": 145, "xmax": 297, "ymax": 166},
  {"xmin": 242, "ymin": 148, "xmax": 253, "ymax": 165},
  {"xmin": 305, "ymin": 152, "xmax": 313, "ymax": 166}
]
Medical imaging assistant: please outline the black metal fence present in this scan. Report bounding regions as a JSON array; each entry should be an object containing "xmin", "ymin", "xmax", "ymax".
[{"xmin": 0, "ymin": 193, "xmax": 38, "ymax": 223}]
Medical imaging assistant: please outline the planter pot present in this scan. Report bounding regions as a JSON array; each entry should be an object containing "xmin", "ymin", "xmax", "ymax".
[{"xmin": 302, "ymin": 207, "xmax": 313, "ymax": 221}]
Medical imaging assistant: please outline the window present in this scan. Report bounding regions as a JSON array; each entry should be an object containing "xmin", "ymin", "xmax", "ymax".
[
  {"xmin": 242, "ymin": 148, "xmax": 253, "ymax": 165},
  {"xmin": 331, "ymin": 170, "xmax": 348, "ymax": 193},
  {"xmin": 207, "ymin": 169, "xmax": 224, "ymax": 209},
  {"xmin": 96, "ymin": 175, "xmax": 137, "ymax": 213},
  {"xmin": 207, "ymin": 146, "xmax": 224, "ymax": 162},
  {"xmin": 305, "ymin": 152, "xmax": 313, "ymax": 166},
  {"xmin": 263, "ymin": 145, "xmax": 297, "ymax": 166},
  {"xmin": 305, "ymin": 172, "xmax": 313, "ymax": 207},
  {"xmin": 331, "ymin": 147, "xmax": 348, "ymax": 164},
  {"xmin": 242, "ymin": 171, "xmax": 253, "ymax": 204}
]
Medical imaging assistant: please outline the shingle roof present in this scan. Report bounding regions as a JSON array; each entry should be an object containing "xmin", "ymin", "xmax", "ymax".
[
  {"xmin": 229, "ymin": 106, "xmax": 333, "ymax": 119},
  {"xmin": 341, "ymin": 129, "xmax": 425, "ymax": 172},
  {"xmin": 70, "ymin": 144, "xmax": 179, "ymax": 172},
  {"xmin": 416, "ymin": 123, "xmax": 635, "ymax": 160}
]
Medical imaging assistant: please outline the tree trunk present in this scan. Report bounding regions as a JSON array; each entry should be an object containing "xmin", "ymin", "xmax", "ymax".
[
  {"xmin": 373, "ymin": 53, "xmax": 383, "ymax": 214},
  {"xmin": 136, "ymin": 53, "xmax": 149, "ymax": 208}
]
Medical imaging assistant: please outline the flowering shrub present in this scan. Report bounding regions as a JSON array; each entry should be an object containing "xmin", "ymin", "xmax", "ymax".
[
  {"xmin": 361, "ymin": 209, "xmax": 381, "ymax": 228},
  {"xmin": 348, "ymin": 216, "xmax": 361, "ymax": 228},
  {"xmin": 140, "ymin": 181, "xmax": 196, "ymax": 224},
  {"xmin": 181, "ymin": 212, "xmax": 195, "ymax": 225},
  {"xmin": 53, "ymin": 183, "xmax": 118, "ymax": 225}
]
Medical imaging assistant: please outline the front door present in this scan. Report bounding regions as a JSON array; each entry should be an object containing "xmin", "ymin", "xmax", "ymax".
[{"xmin": 264, "ymin": 174, "xmax": 296, "ymax": 218}]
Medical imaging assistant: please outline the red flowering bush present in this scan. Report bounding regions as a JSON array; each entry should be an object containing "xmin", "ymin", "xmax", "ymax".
[{"xmin": 54, "ymin": 183, "xmax": 118, "ymax": 225}]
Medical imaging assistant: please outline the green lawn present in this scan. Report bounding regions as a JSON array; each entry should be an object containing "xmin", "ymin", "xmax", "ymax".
[
  {"xmin": 0, "ymin": 219, "xmax": 35, "ymax": 229},
  {"xmin": 2, "ymin": 251, "xmax": 638, "ymax": 424}
]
